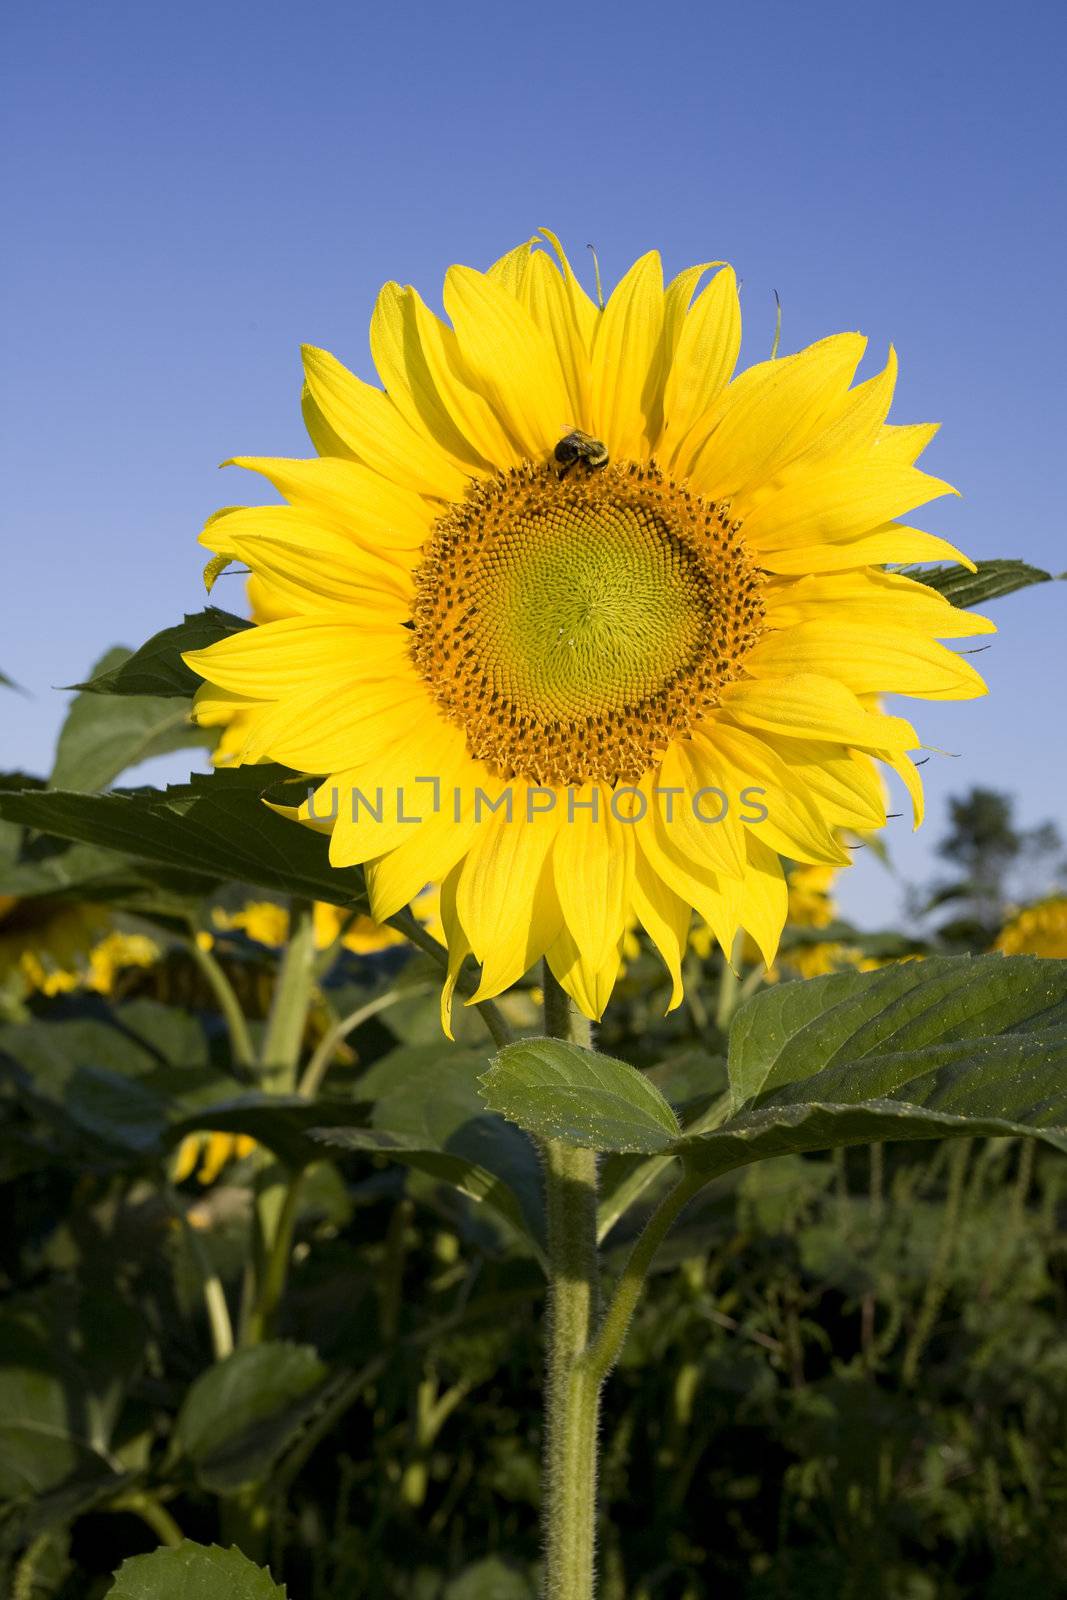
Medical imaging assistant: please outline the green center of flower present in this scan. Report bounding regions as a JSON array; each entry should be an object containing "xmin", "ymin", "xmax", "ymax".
[{"xmin": 411, "ymin": 462, "xmax": 764, "ymax": 786}]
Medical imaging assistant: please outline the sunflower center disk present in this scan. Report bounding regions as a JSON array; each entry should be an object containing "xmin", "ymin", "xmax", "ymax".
[{"xmin": 411, "ymin": 463, "xmax": 765, "ymax": 786}]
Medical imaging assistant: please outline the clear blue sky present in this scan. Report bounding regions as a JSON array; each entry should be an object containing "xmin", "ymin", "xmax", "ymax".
[{"xmin": 2, "ymin": 0, "xmax": 1064, "ymax": 928}]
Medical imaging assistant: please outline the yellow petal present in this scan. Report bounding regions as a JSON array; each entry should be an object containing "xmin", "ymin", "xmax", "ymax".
[
  {"xmin": 738, "ymin": 834, "xmax": 788, "ymax": 969},
  {"xmin": 650, "ymin": 739, "xmax": 747, "ymax": 880},
  {"xmin": 682, "ymin": 333, "xmax": 867, "ymax": 498},
  {"xmin": 438, "ymin": 862, "xmax": 472, "ymax": 1039},
  {"xmin": 745, "ymin": 622, "xmax": 988, "ymax": 700},
  {"xmin": 538, "ymin": 229, "xmax": 600, "ymax": 353},
  {"xmin": 301, "ymin": 382, "xmax": 357, "ymax": 460},
  {"xmin": 326, "ymin": 717, "xmax": 476, "ymax": 867},
  {"xmin": 456, "ymin": 785, "xmax": 564, "ymax": 996},
  {"xmin": 545, "ymin": 925, "xmax": 624, "ymax": 1023},
  {"xmin": 762, "ymin": 569, "xmax": 996, "ymax": 638},
  {"xmin": 719, "ymin": 674, "xmax": 918, "ymax": 752},
  {"xmin": 757, "ymin": 522, "xmax": 977, "ymax": 575},
  {"xmin": 183, "ymin": 614, "xmax": 410, "ymax": 699},
  {"xmin": 875, "ymin": 421, "xmax": 939, "ymax": 465},
  {"xmin": 522, "ymin": 248, "xmax": 592, "ymax": 429},
  {"xmin": 370, "ymin": 283, "xmax": 520, "ymax": 471},
  {"xmin": 551, "ymin": 786, "xmax": 633, "ymax": 970},
  {"xmin": 707, "ymin": 724, "xmax": 852, "ymax": 866},
  {"xmin": 200, "ymin": 507, "xmax": 413, "ymax": 612},
  {"xmin": 589, "ymin": 250, "xmax": 664, "ymax": 458},
  {"xmin": 780, "ymin": 346, "xmax": 898, "ymax": 474},
  {"xmin": 228, "ymin": 456, "xmax": 432, "ymax": 555},
  {"xmin": 364, "ymin": 798, "xmax": 480, "ymax": 923},
  {"xmin": 762, "ymin": 739, "xmax": 888, "ymax": 832},
  {"xmin": 302, "ymin": 345, "xmax": 468, "ymax": 499},
  {"xmin": 443, "ymin": 265, "xmax": 571, "ymax": 460},
  {"xmin": 738, "ymin": 458, "xmax": 958, "ymax": 553},
  {"xmin": 630, "ymin": 847, "xmax": 691, "ymax": 1012},
  {"xmin": 661, "ymin": 267, "xmax": 741, "ymax": 459}
]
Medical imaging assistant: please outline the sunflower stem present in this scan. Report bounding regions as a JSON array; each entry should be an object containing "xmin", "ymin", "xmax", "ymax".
[{"xmin": 540, "ymin": 964, "xmax": 600, "ymax": 1600}]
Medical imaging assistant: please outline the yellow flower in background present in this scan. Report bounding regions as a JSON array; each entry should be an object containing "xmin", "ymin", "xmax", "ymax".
[
  {"xmin": 173, "ymin": 1129, "xmax": 257, "ymax": 1186},
  {"xmin": 994, "ymin": 897, "xmax": 1067, "ymax": 959},
  {"xmin": 0, "ymin": 898, "xmax": 160, "ymax": 998},
  {"xmin": 184, "ymin": 232, "xmax": 992, "ymax": 1025},
  {"xmin": 212, "ymin": 884, "xmax": 441, "ymax": 956},
  {"xmin": 783, "ymin": 864, "xmax": 838, "ymax": 930}
]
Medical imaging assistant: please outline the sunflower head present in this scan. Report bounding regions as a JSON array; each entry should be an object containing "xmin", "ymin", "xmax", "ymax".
[{"xmin": 185, "ymin": 231, "xmax": 992, "ymax": 1026}]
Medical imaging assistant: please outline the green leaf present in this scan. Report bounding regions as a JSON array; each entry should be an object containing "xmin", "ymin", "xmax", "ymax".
[
  {"xmin": 0, "ymin": 768, "xmax": 367, "ymax": 908},
  {"xmin": 50, "ymin": 648, "xmax": 213, "ymax": 792},
  {"xmin": 897, "ymin": 559, "xmax": 1060, "ymax": 608},
  {"xmin": 106, "ymin": 1543, "xmax": 286, "ymax": 1600},
  {"xmin": 172, "ymin": 1342, "xmax": 328, "ymax": 1494},
  {"xmin": 74, "ymin": 609, "xmax": 251, "ymax": 699},
  {"xmin": 677, "ymin": 956, "xmax": 1067, "ymax": 1179},
  {"xmin": 444, "ymin": 1557, "xmax": 535, "ymax": 1599},
  {"xmin": 726, "ymin": 953, "xmax": 1067, "ymax": 1108},
  {"xmin": 481, "ymin": 1038, "xmax": 682, "ymax": 1153},
  {"xmin": 0, "ymin": 1284, "xmax": 145, "ymax": 1498},
  {"xmin": 317, "ymin": 1043, "xmax": 546, "ymax": 1259}
]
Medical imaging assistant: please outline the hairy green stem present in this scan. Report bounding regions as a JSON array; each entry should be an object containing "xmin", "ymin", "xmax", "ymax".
[{"xmin": 541, "ymin": 965, "xmax": 599, "ymax": 1599}]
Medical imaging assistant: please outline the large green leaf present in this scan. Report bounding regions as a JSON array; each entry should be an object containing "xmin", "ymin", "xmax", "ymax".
[
  {"xmin": 0, "ymin": 768, "xmax": 367, "ymax": 908},
  {"xmin": 481, "ymin": 1037, "xmax": 681, "ymax": 1154},
  {"xmin": 172, "ymin": 1342, "xmax": 328, "ymax": 1494},
  {"xmin": 898, "ymin": 559, "xmax": 1060, "ymax": 608},
  {"xmin": 317, "ymin": 1043, "xmax": 546, "ymax": 1259},
  {"xmin": 677, "ymin": 956, "xmax": 1067, "ymax": 1179},
  {"xmin": 74, "ymin": 609, "xmax": 251, "ymax": 699},
  {"xmin": 0, "ymin": 997, "xmax": 373, "ymax": 1165},
  {"xmin": 725, "ymin": 953, "xmax": 1067, "ymax": 1108},
  {"xmin": 50, "ymin": 648, "xmax": 213, "ymax": 792},
  {"xmin": 0, "ymin": 1284, "xmax": 145, "ymax": 1499},
  {"xmin": 106, "ymin": 1543, "xmax": 286, "ymax": 1600}
]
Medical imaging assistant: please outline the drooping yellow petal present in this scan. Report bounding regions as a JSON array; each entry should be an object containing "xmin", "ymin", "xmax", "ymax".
[
  {"xmin": 630, "ymin": 847, "xmax": 691, "ymax": 1012},
  {"xmin": 456, "ymin": 787, "xmax": 563, "ymax": 998},
  {"xmin": 551, "ymin": 787, "xmax": 633, "ymax": 970},
  {"xmin": 545, "ymin": 924, "xmax": 625, "ymax": 1023},
  {"xmin": 738, "ymin": 834, "xmax": 789, "ymax": 969},
  {"xmin": 761, "ymin": 739, "xmax": 888, "ymax": 832},
  {"xmin": 706, "ymin": 725, "xmax": 852, "ymax": 866}
]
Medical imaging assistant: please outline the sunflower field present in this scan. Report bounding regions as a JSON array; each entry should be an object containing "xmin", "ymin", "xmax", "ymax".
[{"xmin": 2, "ymin": 236, "xmax": 1066, "ymax": 1600}]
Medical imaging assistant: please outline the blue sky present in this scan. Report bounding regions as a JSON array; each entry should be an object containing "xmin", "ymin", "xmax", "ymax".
[{"xmin": 2, "ymin": 0, "xmax": 1064, "ymax": 928}]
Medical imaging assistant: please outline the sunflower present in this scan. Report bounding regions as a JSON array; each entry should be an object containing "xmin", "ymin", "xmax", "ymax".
[
  {"xmin": 184, "ymin": 232, "xmax": 992, "ymax": 1026},
  {"xmin": 0, "ymin": 898, "xmax": 160, "ymax": 999},
  {"xmin": 994, "ymin": 897, "xmax": 1067, "ymax": 959}
]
